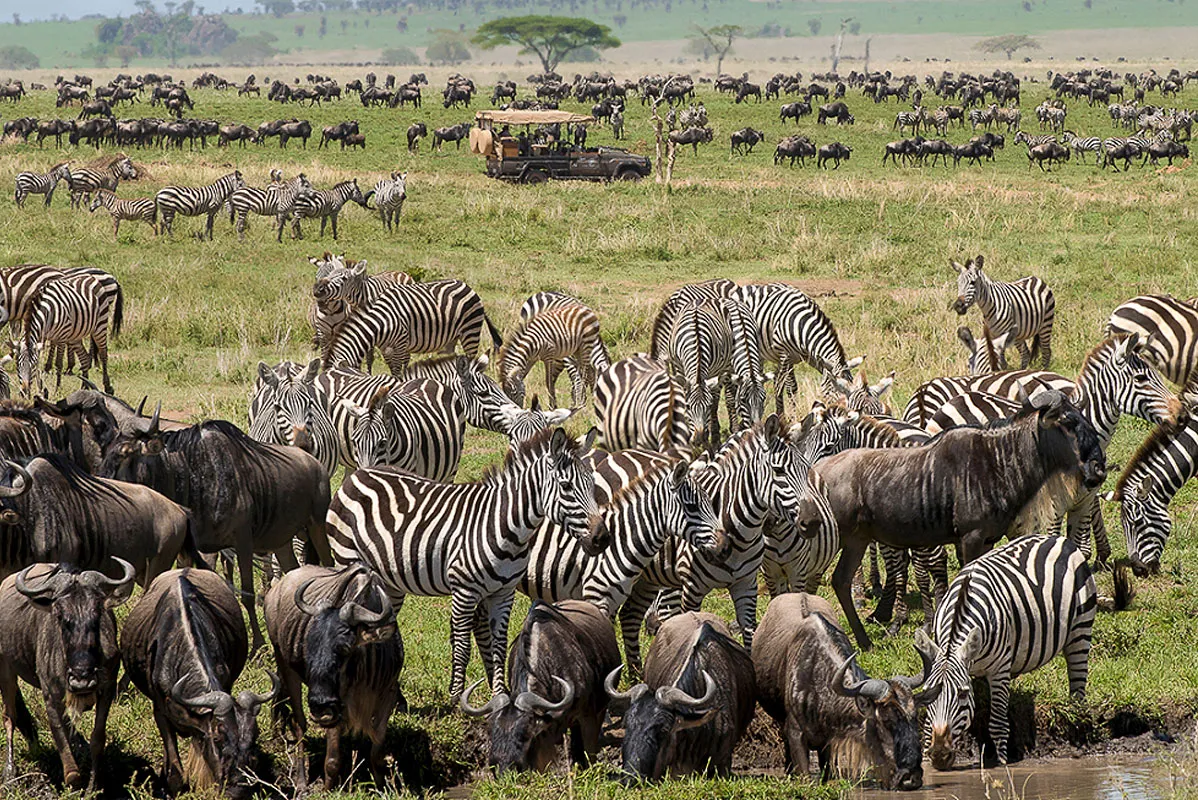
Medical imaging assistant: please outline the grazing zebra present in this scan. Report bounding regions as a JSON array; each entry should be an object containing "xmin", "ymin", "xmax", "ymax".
[
  {"xmin": 366, "ymin": 171, "xmax": 407, "ymax": 232},
  {"xmin": 66, "ymin": 157, "xmax": 137, "ymax": 210},
  {"xmin": 664, "ymin": 299, "xmax": 734, "ymax": 449},
  {"xmin": 322, "ymin": 278, "xmax": 502, "ymax": 375},
  {"xmin": 248, "ymin": 359, "xmax": 340, "ymax": 475},
  {"xmin": 919, "ymin": 535, "xmax": 1095, "ymax": 769},
  {"xmin": 1062, "ymin": 131, "xmax": 1103, "ymax": 164},
  {"xmin": 14, "ymin": 162, "xmax": 71, "ymax": 208},
  {"xmin": 593, "ymin": 354, "xmax": 692, "ymax": 451},
  {"xmin": 903, "ymin": 369, "xmax": 1074, "ymax": 426},
  {"xmin": 952, "ymin": 255, "xmax": 1055, "ymax": 369},
  {"xmin": 18, "ymin": 271, "xmax": 122, "ymax": 395},
  {"xmin": 1013, "ymin": 131, "xmax": 1057, "ymax": 150},
  {"xmin": 1105, "ymin": 417, "xmax": 1198, "ymax": 575},
  {"xmin": 827, "ymin": 369, "xmax": 895, "ymax": 415},
  {"xmin": 721, "ymin": 297, "xmax": 767, "ymax": 431},
  {"xmin": 735, "ymin": 282, "xmax": 863, "ymax": 413},
  {"xmin": 648, "ymin": 279, "xmax": 738, "ymax": 359},
  {"xmin": 519, "ymin": 292, "xmax": 609, "ymax": 392},
  {"xmin": 1108, "ymin": 294, "xmax": 1198, "ymax": 399},
  {"xmin": 290, "ymin": 179, "xmax": 369, "ymax": 240},
  {"xmin": 229, "ymin": 170, "xmax": 312, "ymax": 241},
  {"xmin": 498, "ymin": 302, "xmax": 609, "ymax": 408},
  {"xmin": 156, "ymin": 170, "xmax": 245, "ymax": 239},
  {"xmin": 327, "ymin": 427, "xmax": 601, "ymax": 698},
  {"xmin": 315, "ymin": 366, "xmax": 464, "ymax": 479},
  {"xmin": 88, "ymin": 189, "xmax": 157, "ymax": 238},
  {"xmin": 307, "ymin": 253, "xmax": 413, "ymax": 356}
]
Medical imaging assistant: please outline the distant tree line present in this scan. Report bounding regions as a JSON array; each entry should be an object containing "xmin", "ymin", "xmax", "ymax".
[{"xmin": 89, "ymin": 1, "xmax": 240, "ymax": 65}]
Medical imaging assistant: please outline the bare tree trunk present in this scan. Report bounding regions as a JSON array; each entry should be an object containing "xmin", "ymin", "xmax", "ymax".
[
  {"xmin": 665, "ymin": 140, "xmax": 678, "ymax": 185},
  {"xmin": 832, "ymin": 20, "xmax": 847, "ymax": 73},
  {"xmin": 650, "ymin": 77, "xmax": 675, "ymax": 184},
  {"xmin": 864, "ymin": 38, "xmax": 872, "ymax": 74}
]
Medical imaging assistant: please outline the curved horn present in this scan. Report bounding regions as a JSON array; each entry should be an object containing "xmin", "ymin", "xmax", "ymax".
[
  {"xmin": 656, "ymin": 670, "xmax": 717, "ymax": 713},
  {"xmin": 1031, "ymin": 389, "xmax": 1063, "ymax": 411},
  {"xmin": 339, "ymin": 600, "xmax": 390, "ymax": 628},
  {"xmin": 244, "ymin": 671, "xmax": 280, "ymax": 706},
  {"xmin": 832, "ymin": 655, "xmax": 892, "ymax": 701},
  {"xmin": 0, "ymin": 460, "xmax": 32, "ymax": 498},
  {"xmin": 77, "ymin": 374, "xmax": 100, "ymax": 392},
  {"xmin": 135, "ymin": 396, "xmax": 147, "ymax": 416},
  {"xmin": 147, "ymin": 401, "xmax": 162, "ymax": 435},
  {"xmin": 15, "ymin": 563, "xmax": 61, "ymax": 600},
  {"xmin": 514, "ymin": 676, "xmax": 575, "ymax": 717},
  {"xmin": 459, "ymin": 678, "xmax": 510, "ymax": 717},
  {"xmin": 293, "ymin": 577, "xmax": 327, "ymax": 617},
  {"xmin": 83, "ymin": 556, "xmax": 136, "ymax": 591},
  {"xmin": 171, "ymin": 675, "xmax": 234, "ymax": 716},
  {"xmin": 898, "ymin": 634, "xmax": 937, "ymax": 689},
  {"xmin": 603, "ymin": 664, "xmax": 642, "ymax": 707}
]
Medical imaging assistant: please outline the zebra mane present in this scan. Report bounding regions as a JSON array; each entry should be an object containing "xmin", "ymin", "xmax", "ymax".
[
  {"xmin": 1112, "ymin": 420, "xmax": 1182, "ymax": 500},
  {"xmin": 1077, "ymin": 334, "xmax": 1140, "ymax": 385},
  {"xmin": 829, "ymin": 404, "xmax": 902, "ymax": 448},
  {"xmin": 945, "ymin": 571, "xmax": 973, "ymax": 647},
  {"xmin": 479, "ymin": 426, "xmax": 575, "ymax": 483}
]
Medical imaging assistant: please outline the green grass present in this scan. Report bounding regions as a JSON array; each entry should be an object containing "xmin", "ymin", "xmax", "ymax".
[
  {"xmin": 6, "ymin": 0, "xmax": 1198, "ymax": 70},
  {"xmin": 0, "ymin": 64, "xmax": 1197, "ymax": 797}
]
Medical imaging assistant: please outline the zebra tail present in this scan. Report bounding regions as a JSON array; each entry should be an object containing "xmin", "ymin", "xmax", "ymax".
[
  {"xmin": 110, "ymin": 284, "xmax": 124, "ymax": 339},
  {"xmin": 1028, "ymin": 334, "xmax": 1040, "ymax": 365},
  {"xmin": 1113, "ymin": 564, "xmax": 1135, "ymax": 611},
  {"xmin": 484, "ymin": 313, "xmax": 504, "ymax": 350}
]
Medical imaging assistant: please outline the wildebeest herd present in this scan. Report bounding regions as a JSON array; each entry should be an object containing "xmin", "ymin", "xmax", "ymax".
[{"xmin": 0, "ymin": 232, "xmax": 1196, "ymax": 795}]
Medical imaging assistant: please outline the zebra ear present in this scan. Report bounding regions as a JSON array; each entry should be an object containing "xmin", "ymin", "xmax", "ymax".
[
  {"xmin": 957, "ymin": 326, "xmax": 976, "ymax": 351},
  {"xmin": 950, "ymin": 259, "xmax": 964, "ymax": 273},
  {"xmin": 845, "ymin": 356, "xmax": 865, "ymax": 370},
  {"xmin": 956, "ymin": 627, "xmax": 984, "ymax": 665},
  {"xmin": 1137, "ymin": 476, "xmax": 1154, "ymax": 500},
  {"xmin": 257, "ymin": 361, "xmax": 278, "ymax": 389},
  {"xmin": 872, "ymin": 372, "xmax": 896, "ymax": 396},
  {"xmin": 545, "ymin": 407, "xmax": 575, "ymax": 426},
  {"xmin": 580, "ymin": 426, "xmax": 598, "ymax": 451},
  {"xmin": 338, "ymin": 398, "xmax": 367, "ymax": 419},
  {"xmin": 302, "ymin": 358, "xmax": 321, "ymax": 384}
]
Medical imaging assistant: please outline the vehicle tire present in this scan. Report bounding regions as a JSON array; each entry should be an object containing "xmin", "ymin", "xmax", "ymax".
[
  {"xmin": 524, "ymin": 170, "xmax": 548, "ymax": 185},
  {"xmin": 616, "ymin": 168, "xmax": 642, "ymax": 182}
]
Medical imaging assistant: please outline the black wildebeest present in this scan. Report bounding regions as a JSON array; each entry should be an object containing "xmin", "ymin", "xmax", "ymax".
[
  {"xmin": 883, "ymin": 137, "xmax": 923, "ymax": 166},
  {"xmin": 433, "ymin": 122, "xmax": 472, "ymax": 151},
  {"xmin": 917, "ymin": 138, "xmax": 955, "ymax": 167},
  {"xmin": 818, "ymin": 101, "xmax": 855, "ymax": 125},
  {"xmin": 752, "ymin": 593, "xmax": 937, "ymax": 789},
  {"xmin": 462, "ymin": 600, "xmax": 621, "ymax": 773},
  {"xmin": 669, "ymin": 126, "xmax": 714, "ymax": 155},
  {"xmin": 1028, "ymin": 141, "xmax": 1071, "ymax": 171},
  {"xmin": 318, "ymin": 120, "xmax": 359, "ymax": 149},
  {"xmin": 278, "ymin": 119, "xmax": 313, "ymax": 148},
  {"xmin": 780, "ymin": 101, "xmax": 812, "ymax": 125},
  {"xmin": 818, "ymin": 142, "xmax": 852, "ymax": 169},
  {"xmin": 77, "ymin": 99, "xmax": 113, "ymax": 120},
  {"xmin": 407, "ymin": 122, "xmax": 428, "ymax": 153},
  {"xmin": 805, "ymin": 391, "xmax": 1106, "ymax": 650},
  {"xmin": 0, "ymin": 559, "xmax": 134, "ymax": 792},
  {"xmin": 121, "ymin": 568, "xmax": 274, "ymax": 799},
  {"xmin": 0, "ymin": 455, "xmax": 196, "ymax": 587},
  {"xmin": 1146, "ymin": 140, "xmax": 1189, "ymax": 166},
  {"xmin": 265, "ymin": 565, "xmax": 402, "ymax": 791},
  {"xmin": 730, "ymin": 127, "xmax": 766, "ymax": 155},
  {"xmin": 98, "ymin": 411, "xmax": 332, "ymax": 651},
  {"xmin": 606, "ymin": 613, "xmax": 755, "ymax": 780},
  {"xmin": 36, "ymin": 119, "xmax": 73, "ymax": 148},
  {"xmin": 775, "ymin": 135, "xmax": 817, "ymax": 166}
]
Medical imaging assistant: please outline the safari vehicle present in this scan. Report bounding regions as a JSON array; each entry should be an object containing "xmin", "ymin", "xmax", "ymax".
[{"xmin": 471, "ymin": 109, "xmax": 651, "ymax": 183}]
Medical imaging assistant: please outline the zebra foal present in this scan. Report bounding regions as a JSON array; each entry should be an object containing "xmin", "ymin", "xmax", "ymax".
[
  {"xmin": 499, "ymin": 301, "xmax": 608, "ymax": 408},
  {"xmin": 88, "ymin": 189, "xmax": 157, "ymax": 238}
]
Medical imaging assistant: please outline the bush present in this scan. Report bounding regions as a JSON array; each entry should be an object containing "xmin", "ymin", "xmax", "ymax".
[
  {"xmin": 380, "ymin": 46, "xmax": 420, "ymax": 65},
  {"xmin": 220, "ymin": 34, "xmax": 279, "ymax": 65},
  {"xmin": 0, "ymin": 45, "xmax": 39, "ymax": 70}
]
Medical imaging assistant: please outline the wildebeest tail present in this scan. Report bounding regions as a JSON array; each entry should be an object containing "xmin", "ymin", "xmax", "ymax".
[{"xmin": 177, "ymin": 511, "xmax": 210, "ymax": 570}]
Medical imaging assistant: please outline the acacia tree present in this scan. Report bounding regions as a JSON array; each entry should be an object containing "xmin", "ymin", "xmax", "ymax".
[
  {"xmin": 975, "ymin": 34, "xmax": 1041, "ymax": 60},
  {"xmin": 473, "ymin": 16, "xmax": 620, "ymax": 74},
  {"xmin": 692, "ymin": 24, "xmax": 740, "ymax": 77}
]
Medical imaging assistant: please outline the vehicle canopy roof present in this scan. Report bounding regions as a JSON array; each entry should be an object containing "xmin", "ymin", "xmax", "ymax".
[{"xmin": 475, "ymin": 109, "xmax": 595, "ymax": 127}]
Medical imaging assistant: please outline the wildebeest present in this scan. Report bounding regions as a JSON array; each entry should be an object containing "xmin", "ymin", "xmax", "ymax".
[
  {"xmin": 730, "ymin": 127, "xmax": 766, "ymax": 154},
  {"xmin": 98, "ymin": 412, "xmax": 332, "ymax": 651},
  {"xmin": 806, "ymin": 391, "xmax": 1106, "ymax": 649},
  {"xmin": 818, "ymin": 142, "xmax": 852, "ymax": 169},
  {"xmin": 407, "ymin": 122, "xmax": 428, "ymax": 152},
  {"xmin": 668, "ymin": 126, "xmax": 713, "ymax": 155},
  {"xmin": 883, "ymin": 137, "xmax": 923, "ymax": 166},
  {"xmin": 1028, "ymin": 141, "xmax": 1071, "ymax": 171},
  {"xmin": 120, "ymin": 568, "xmax": 274, "ymax": 799},
  {"xmin": 775, "ymin": 135, "xmax": 816, "ymax": 166},
  {"xmin": 953, "ymin": 140, "xmax": 994, "ymax": 166},
  {"xmin": 341, "ymin": 133, "xmax": 366, "ymax": 150},
  {"xmin": 433, "ymin": 122, "xmax": 472, "ymax": 151},
  {"xmin": 780, "ymin": 101, "xmax": 812, "ymax": 124},
  {"xmin": 462, "ymin": 600, "xmax": 620, "ymax": 773},
  {"xmin": 606, "ymin": 613, "xmax": 755, "ymax": 780},
  {"xmin": 266, "ymin": 564, "xmax": 403, "ymax": 791},
  {"xmin": 0, "ymin": 559, "xmax": 134, "ymax": 792},
  {"xmin": 278, "ymin": 119, "xmax": 313, "ymax": 148},
  {"xmin": 0, "ymin": 455, "xmax": 196, "ymax": 586},
  {"xmin": 218, "ymin": 123, "xmax": 257, "ymax": 147},
  {"xmin": 817, "ymin": 101, "xmax": 855, "ymax": 125},
  {"xmin": 752, "ymin": 593, "xmax": 935, "ymax": 789},
  {"xmin": 1146, "ymin": 139, "xmax": 1189, "ymax": 165},
  {"xmin": 318, "ymin": 120, "xmax": 359, "ymax": 149}
]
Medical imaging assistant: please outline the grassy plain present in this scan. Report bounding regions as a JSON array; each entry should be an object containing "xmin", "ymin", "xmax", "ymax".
[{"xmin": 0, "ymin": 62, "xmax": 1196, "ymax": 797}]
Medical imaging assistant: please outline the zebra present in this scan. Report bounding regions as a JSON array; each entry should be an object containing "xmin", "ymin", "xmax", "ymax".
[
  {"xmin": 518, "ymin": 292, "xmax": 609, "ymax": 398},
  {"xmin": 307, "ymin": 253, "xmax": 413, "ymax": 356},
  {"xmin": 720, "ymin": 297, "xmax": 767, "ymax": 431},
  {"xmin": 903, "ymin": 369, "xmax": 1075, "ymax": 426},
  {"xmin": 88, "ymin": 189, "xmax": 157, "ymax": 238},
  {"xmin": 66, "ymin": 157, "xmax": 137, "ymax": 210},
  {"xmin": 967, "ymin": 106, "xmax": 994, "ymax": 130},
  {"xmin": 1013, "ymin": 131, "xmax": 1056, "ymax": 150},
  {"xmin": 924, "ymin": 391, "xmax": 1020, "ymax": 435},
  {"xmin": 893, "ymin": 108, "xmax": 923, "ymax": 135},
  {"xmin": 321, "ymin": 279, "xmax": 502, "ymax": 375},
  {"xmin": 952, "ymin": 255, "xmax": 1055, "ymax": 369},
  {"xmin": 664, "ymin": 299, "xmax": 734, "ymax": 450},
  {"xmin": 1062, "ymin": 131, "xmax": 1103, "ymax": 165},
  {"xmin": 229, "ymin": 170, "xmax": 312, "ymax": 241},
  {"xmin": 918, "ymin": 535, "xmax": 1095, "ymax": 769},
  {"xmin": 326, "ymin": 427, "xmax": 601, "ymax": 699},
  {"xmin": 498, "ymin": 303, "xmax": 608, "ymax": 408},
  {"xmin": 365, "ymin": 171, "xmax": 406, "ymax": 232},
  {"xmin": 494, "ymin": 397, "xmax": 574, "ymax": 448},
  {"xmin": 826, "ymin": 369, "xmax": 895, "ymax": 415},
  {"xmin": 1104, "ymin": 417, "xmax": 1198, "ymax": 575},
  {"xmin": 155, "ymin": 170, "xmax": 245, "ymax": 239},
  {"xmin": 248, "ymin": 359, "xmax": 340, "ymax": 476},
  {"xmin": 956, "ymin": 325, "xmax": 1011, "ymax": 374},
  {"xmin": 1108, "ymin": 294, "xmax": 1198, "ymax": 400},
  {"xmin": 648, "ymin": 279, "xmax": 738, "ymax": 359},
  {"xmin": 17, "ymin": 271, "xmax": 122, "ymax": 395},
  {"xmin": 290, "ymin": 179, "xmax": 369, "ymax": 241},
  {"xmin": 734, "ymin": 282, "xmax": 863, "ymax": 413},
  {"xmin": 593, "ymin": 354, "xmax": 692, "ymax": 452},
  {"xmin": 14, "ymin": 162, "xmax": 72, "ymax": 208}
]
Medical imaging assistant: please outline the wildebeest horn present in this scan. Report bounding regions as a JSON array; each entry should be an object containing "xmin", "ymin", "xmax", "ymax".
[
  {"xmin": 171, "ymin": 675, "xmax": 234, "ymax": 716},
  {"xmin": 77, "ymin": 374, "xmax": 100, "ymax": 392},
  {"xmin": 604, "ymin": 664, "xmax": 650, "ymax": 708},
  {"xmin": 80, "ymin": 556, "xmax": 136, "ymax": 592},
  {"xmin": 135, "ymin": 396, "xmax": 147, "ymax": 416},
  {"xmin": 339, "ymin": 600, "xmax": 390, "ymax": 628},
  {"xmin": 293, "ymin": 577, "xmax": 328, "ymax": 617},
  {"xmin": 0, "ymin": 460, "xmax": 32, "ymax": 498},
  {"xmin": 898, "ymin": 634, "xmax": 938, "ymax": 689},
  {"xmin": 147, "ymin": 401, "xmax": 162, "ymax": 434},
  {"xmin": 241, "ymin": 671, "xmax": 280, "ymax": 706},
  {"xmin": 833, "ymin": 654, "xmax": 892, "ymax": 701},
  {"xmin": 514, "ymin": 676, "xmax": 574, "ymax": 717},
  {"xmin": 15, "ymin": 563, "xmax": 62, "ymax": 600},
  {"xmin": 459, "ymin": 678, "xmax": 510, "ymax": 717},
  {"xmin": 1031, "ymin": 389, "xmax": 1063, "ymax": 410},
  {"xmin": 656, "ymin": 670, "xmax": 716, "ymax": 713}
]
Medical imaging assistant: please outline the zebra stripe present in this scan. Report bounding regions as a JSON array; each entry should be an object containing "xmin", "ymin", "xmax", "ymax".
[
  {"xmin": 1013, "ymin": 131, "xmax": 1057, "ymax": 149},
  {"xmin": 66, "ymin": 157, "xmax": 136, "ymax": 209},
  {"xmin": 308, "ymin": 254, "xmax": 413, "ymax": 357},
  {"xmin": 903, "ymin": 369, "xmax": 1075, "ymax": 426},
  {"xmin": 1062, "ymin": 131, "xmax": 1103, "ymax": 164},
  {"xmin": 368, "ymin": 171, "xmax": 407, "ymax": 232},
  {"xmin": 665, "ymin": 300, "xmax": 733, "ymax": 448},
  {"xmin": 14, "ymin": 162, "xmax": 71, "ymax": 208},
  {"xmin": 88, "ymin": 189, "xmax": 157, "ymax": 238},
  {"xmin": 156, "ymin": 170, "xmax": 244, "ymax": 239},
  {"xmin": 648, "ymin": 279, "xmax": 737, "ymax": 359},
  {"xmin": 291, "ymin": 179, "xmax": 368, "ymax": 240},
  {"xmin": 924, "ymin": 391, "xmax": 1021, "ymax": 435},
  {"xmin": 721, "ymin": 297, "xmax": 766, "ymax": 430},
  {"xmin": 593, "ymin": 354, "xmax": 692, "ymax": 451},
  {"xmin": 953, "ymin": 255, "xmax": 1055, "ymax": 369},
  {"xmin": 229, "ymin": 171, "xmax": 311, "ymax": 241},
  {"xmin": 18, "ymin": 270, "xmax": 122, "ymax": 395},
  {"xmin": 327, "ymin": 427, "xmax": 600, "ymax": 698},
  {"xmin": 1108, "ymin": 294, "xmax": 1198, "ymax": 395},
  {"xmin": 499, "ymin": 302, "xmax": 608, "ymax": 408},
  {"xmin": 921, "ymin": 535, "xmax": 1095, "ymax": 767},
  {"xmin": 248, "ymin": 359, "xmax": 340, "ymax": 476}
]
